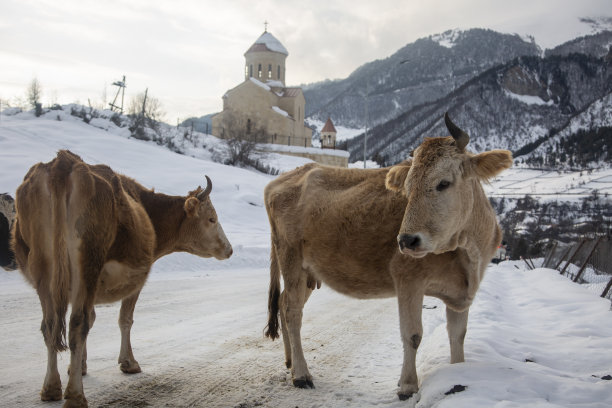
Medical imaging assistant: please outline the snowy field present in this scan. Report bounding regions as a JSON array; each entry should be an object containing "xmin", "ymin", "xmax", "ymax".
[{"xmin": 1, "ymin": 111, "xmax": 612, "ymax": 407}]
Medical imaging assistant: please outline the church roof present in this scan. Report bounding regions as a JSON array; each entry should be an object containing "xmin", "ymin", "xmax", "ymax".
[
  {"xmin": 245, "ymin": 31, "xmax": 289, "ymax": 56},
  {"xmin": 322, "ymin": 118, "xmax": 337, "ymax": 133}
]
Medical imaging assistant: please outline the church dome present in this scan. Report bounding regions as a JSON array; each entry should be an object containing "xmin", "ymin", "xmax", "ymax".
[
  {"xmin": 244, "ymin": 31, "xmax": 288, "ymax": 85},
  {"xmin": 245, "ymin": 32, "xmax": 289, "ymax": 56}
]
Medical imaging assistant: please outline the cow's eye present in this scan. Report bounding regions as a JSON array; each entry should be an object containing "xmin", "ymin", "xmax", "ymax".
[
  {"xmin": 209, "ymin": 218, "xmax": 216, "ymax": 223},
  {"xmin": 436, "ymin": 180, "xmax": 451, "ymax": 191}
]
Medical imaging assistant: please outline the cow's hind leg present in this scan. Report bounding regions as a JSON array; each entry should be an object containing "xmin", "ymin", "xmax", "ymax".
[
  {"xmin": 37, "ymin": 280, "xmax": 64, "ymax": 401},
  {"xmin": 64, "ymin": 246, "xmax": 105, "ymax": 407},
  {"xmin": 280, "ymin": 283, "xmax": 314, "ymax": 370},
  {"xmin": 446, "ymin": 307, "xmax": 468, "ymax": 364},
  {"xmin": 279, "ymin": 250, "xmax": 313, "ymax": 388},
  {"xmin": 117, "ymin": 290, "xmax": 142, "ymax": 374},
  {"xmin": 68, "ymin": 308, "xmax": 95, "ymax": 377}
]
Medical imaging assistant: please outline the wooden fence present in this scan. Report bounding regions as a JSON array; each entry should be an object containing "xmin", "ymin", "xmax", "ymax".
[{"xmin": 542, "ymin": 236, "xmax": 612, "ymax": 300}]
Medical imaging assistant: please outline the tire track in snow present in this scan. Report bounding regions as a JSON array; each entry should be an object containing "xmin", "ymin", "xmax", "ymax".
[{"xmin": 92, "ymin": 290, "xmax": 402, "ymax": 408}]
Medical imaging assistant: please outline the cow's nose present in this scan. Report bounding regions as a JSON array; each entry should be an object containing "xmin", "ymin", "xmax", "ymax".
[{"xmin": 398, "ymin": 234, "xmax": 421, "ymax": 251}]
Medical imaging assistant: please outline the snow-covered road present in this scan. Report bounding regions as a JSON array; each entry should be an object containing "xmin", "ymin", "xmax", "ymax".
[{"xmin": 2, "ymin": 256, "xmax": 612, "ymax": 408}]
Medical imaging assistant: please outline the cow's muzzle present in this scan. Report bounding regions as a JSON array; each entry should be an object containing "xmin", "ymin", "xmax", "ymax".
[{"xmin": 397, "ymin": 233, "xmax": 428, "ymax": 258}]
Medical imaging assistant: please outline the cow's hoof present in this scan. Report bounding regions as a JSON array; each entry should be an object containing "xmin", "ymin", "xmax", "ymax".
[
  {"xmin": 285, "ymin": 360, "xmax": 292, "ymax": 369},
  {"xmin": 62, "ymin": 395, "xmax": 88, "ymax": 408},
  {"xmin": 119, "ymin": 359, "xmax": 142, "ymax": 374},
  {"xmin": 397, "ymin": 392, "xmax": 414, "ymax": 401},
  {"xmin": 40, "ymin": 385, "xmax": 63, "ymax": 401},
  {"xmin": 293, "ymin": 378, "xmax": 315, "ymax": 389},
  {"xmin": 397, "ymin": 383, "xmax": 418, "ymax": 401}
]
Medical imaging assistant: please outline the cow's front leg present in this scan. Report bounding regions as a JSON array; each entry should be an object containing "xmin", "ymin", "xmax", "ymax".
[
  {"xmin": 395, "ymin": 285, "xmax": 424, "ymax": 401},
  {"xmin": 446, "ymin": 307, "xmax": 468, "ymax": 364},
  {"xmin": 118, "ymin": 290, "xmax": 142, "ymax": 374}
]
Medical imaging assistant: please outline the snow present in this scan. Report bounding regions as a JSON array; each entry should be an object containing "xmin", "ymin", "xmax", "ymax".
[
  {"xmin": 271, "ymin": 106, "xmax": 289, "ymax": 117},
  {"xmin": 267, "ymin": 80, "xmax": 284, "ymax": 88},
  {"xmin": 307, "ymin": 118, "xmax": 366, "ymax": 143},
  {"xmin": 503, "ymin": 89, "xmax": 554, "ymax": 106},
  {"xmin": 485, "ymin": 167, "xmax": 612, "ymax": 201},
  {"xmin": 249, "ymin": 77, "xmax": 271, "ymax": 91},
  {"xmin": 431, "ymin": 29, "xmax": 463, "ymax": 48},
  {"xmin": 259, "ymin": 142, "xmax": 350, "ymax": 158},
  {"xmin": 1, "ymin": 111, "xmax": 612, "ymax": 407},
  {"xmin": 253, "ymin": 32, "xmax": 289, "ymax": 55}
]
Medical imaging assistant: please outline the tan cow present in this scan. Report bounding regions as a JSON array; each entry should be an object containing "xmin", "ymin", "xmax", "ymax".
[
  {"xmin": 264, "ymin": 113, "xmax": 512, "ymax": 400},
  {"xmin": 12, "ymin": 150, "xmax": 233, "ymax": 408}
]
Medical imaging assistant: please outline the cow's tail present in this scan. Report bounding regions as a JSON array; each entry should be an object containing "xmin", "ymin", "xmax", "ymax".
[
  {"xmin": 48, "ymin": 151, "xmax": 75, "ymax": 352},
  {"xmin": 264, "ymin": 235, "xmax": 281, "ymax": 340}
]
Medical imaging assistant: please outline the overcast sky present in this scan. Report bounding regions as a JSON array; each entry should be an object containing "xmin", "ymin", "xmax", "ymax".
[{"xmin": 1, "ymin": 0, "xmax": 610, "ymax": 123}]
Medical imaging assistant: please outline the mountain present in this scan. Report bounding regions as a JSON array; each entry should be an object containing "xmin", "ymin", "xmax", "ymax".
[
  {"xmin": 180, "ymin": 113, "xmax": 217, "ymax": 134},
  {"xmin": 545, "ymin": 30, "xmax": 612, "ymax": 58},
  {"xmin": 342, "ymin": 42, "xmax": 612, "ymax": 165},
  {"xmin": 303, "ymin": 28, "xmax": 541, "ymax": 129}
]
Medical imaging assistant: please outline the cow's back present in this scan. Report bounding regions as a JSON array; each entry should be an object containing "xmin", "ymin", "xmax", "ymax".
[
  {"xmin": 265, "ymin": 163, "xmax": 409, "ymax": 298},
  {"xmin": 13, "ymin": 151, "xmax": 117, "ymax": 288}
]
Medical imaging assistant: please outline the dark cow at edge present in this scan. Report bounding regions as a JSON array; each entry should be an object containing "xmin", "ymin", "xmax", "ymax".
[
  {"xmin": 0, "ymin": 193, "xmax": 16, "ymax": 270},
  {"xmin": 12, "ymin": 150, "xmax": 233, "ymax": 407},
  {"xmin": 264, "ymin": 114, "xmax": 512, "ymax": 400}
]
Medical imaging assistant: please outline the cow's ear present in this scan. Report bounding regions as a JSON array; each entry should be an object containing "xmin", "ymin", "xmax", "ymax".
[
  {"xmin": 385, "ymin": 162, "xmax": 411, "ymax": 192},
  {"xmin": 184, "ymin": 197, "xmax": 200, "ymax": 217},
  {"xmin": 468, "ymin": 150, "xmax": 512, "ymax": 180}
]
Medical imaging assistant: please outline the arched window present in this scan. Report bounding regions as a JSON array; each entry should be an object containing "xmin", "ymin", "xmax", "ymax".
[
  {"xmin": 249, "ymin": 64, "xmax": 253, "ymax": 77},
  {"xmin": 277, "ymin": 65, "xmax": 280, "ymax": 79},
  {"xmin": 245, "ymin": 65, "xmax": 248, "ymax": 77},
  {"xmin": 247, "ymin": 118, "xmax": 251, "ymax": 134},
  {"xmin": 268, "ymin": 64, "xmax": 272, "ymax": 79},
  {"xmin": 258, "ymin": 64, "xmax": 262, "ymax": 78}
]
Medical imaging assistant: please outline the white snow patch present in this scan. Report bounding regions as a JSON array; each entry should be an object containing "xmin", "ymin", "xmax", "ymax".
[
  {"xmin": 503, "ymin": 89, "xmax": 554, "ymax": 105},
  {"xmin": 431, "ymin": 29, "xmax": 462, "ymax": 48},
  {"xmin": 254, "ymin": 32, "xmax": 289, "ymax": 55},
  {"xmin": 271, "ymin": 106, "xmax": 289, "ymax": 117},
  {"xmin": 249, "ymin": 77, "xmax": 271, "ymax": 91}
]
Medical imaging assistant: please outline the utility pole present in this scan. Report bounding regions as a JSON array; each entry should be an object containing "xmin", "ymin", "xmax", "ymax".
[
  {"xmin": 109, "ymin": 75, "xmax": 126, "ymax": 113},
  {"xmin": 363, "ymin": 79, "xmax": 369, "ymax": 169}
]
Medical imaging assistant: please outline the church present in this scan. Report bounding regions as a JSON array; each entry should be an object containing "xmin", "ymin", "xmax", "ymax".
[{"xmin": 211, "ymin": 29, "xmax": 313, "ymax": 147}]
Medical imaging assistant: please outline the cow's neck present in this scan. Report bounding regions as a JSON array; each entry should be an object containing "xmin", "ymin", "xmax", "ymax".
[
  {"xmin": 442, "ymin": 180, "xmax": 501, "ymax": 298},
  {"xmin": 138, "ymin": 190, "xmax": 186, "ymax": 259}
]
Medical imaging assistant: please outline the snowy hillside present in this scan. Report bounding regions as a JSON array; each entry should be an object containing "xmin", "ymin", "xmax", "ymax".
[{"xmin": 1, "ymin": 112, "xmax": 612, "ymax": 407}]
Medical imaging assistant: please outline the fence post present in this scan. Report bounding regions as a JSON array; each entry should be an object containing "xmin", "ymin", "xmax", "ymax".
[
  {"xmin": 573, "ymin": 236, "xmax": 603, "ymax": 283},
  {"xmin": 601, "ymin": 276, "xmax": 612, "ymax": 299},
  {"xmin": 543, "ymin": 241, "xmax": 557, "ymax": 268},
  {"xmin": 559, "ymin": 239, "xmax": 587, "ymax": 276},
  {"xmin": 554, "ymin": 246, "xmax": 573, "ymax": 271}
]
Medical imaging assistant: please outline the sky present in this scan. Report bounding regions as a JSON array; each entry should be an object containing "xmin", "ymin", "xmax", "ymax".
[{"xmin": 1, "ymin": 0, "xmax": 610, "ymax": 124}]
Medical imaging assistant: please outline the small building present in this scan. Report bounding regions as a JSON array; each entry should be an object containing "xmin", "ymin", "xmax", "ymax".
[
  {"xmin": 321, "ymin": 118, "xmax": 337, "ymax": 149},
  {"xmin": 212, "ymin": 30, "xmax": 312, "ymax": 147}
]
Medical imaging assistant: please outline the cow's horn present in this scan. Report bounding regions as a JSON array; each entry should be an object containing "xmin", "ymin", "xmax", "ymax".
[
  {"xmin": 197, "ymin": 175, "xmax": 212, "ymax": 200},
  {"xmin": 444, "ymin": 112, "xmax": 469, "ymax": 151}
]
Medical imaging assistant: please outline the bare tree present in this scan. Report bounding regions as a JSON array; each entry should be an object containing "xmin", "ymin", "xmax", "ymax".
[
  {"xmin": 218, "ymin": 111, "xmax": 268, "ymax": 167},
  {"xmin": 128, "ymin": 90, "xmax": 165, "ymax": 140},
  {"xmin": 27, "ymin": 78, "xmax": 43, "ymax": 116}
]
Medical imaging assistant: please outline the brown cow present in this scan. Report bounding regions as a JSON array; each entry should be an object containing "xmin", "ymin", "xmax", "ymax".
[
  {"xmin": 264, "ymin": 114, "xmax": 512, "ymax": 400},
  {"xmin": 12, "ymin": 150, "xmax": 233, "ymax": 407}
]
